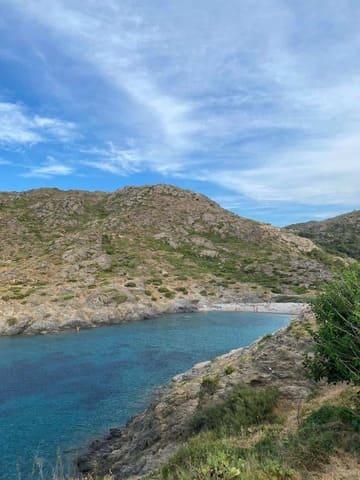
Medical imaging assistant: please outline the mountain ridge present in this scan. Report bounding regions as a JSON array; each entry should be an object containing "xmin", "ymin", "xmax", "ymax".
[{"xmin": 286, "ymin": 210, "xmax": 360, "ymax": 259}]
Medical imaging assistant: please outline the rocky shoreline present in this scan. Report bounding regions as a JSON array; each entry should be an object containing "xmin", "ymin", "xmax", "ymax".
[
  {"xmin": 77, "ymin": 311, "xmax": 314, "ymax": 479},
  {"xmin": 0, "ymin": 298, "xmax": 197, "ymax": 336},
  {"xmin": 0, "ymin": 298, "xmax": 307, "ymax": 337}
]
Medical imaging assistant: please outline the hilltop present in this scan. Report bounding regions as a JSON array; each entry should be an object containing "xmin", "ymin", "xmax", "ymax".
[
  {"xmin": 0, "ymin": 184, "xmax": 342, "ymax": 335},
  {"xmin": 286, "ymin": 210, "xmax": 360, "ymax": 260}
]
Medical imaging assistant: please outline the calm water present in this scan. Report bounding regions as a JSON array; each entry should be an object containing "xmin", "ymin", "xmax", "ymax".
[{"xmin": 0, "ymin": 311, "xmax": 290, "ymax": 479}]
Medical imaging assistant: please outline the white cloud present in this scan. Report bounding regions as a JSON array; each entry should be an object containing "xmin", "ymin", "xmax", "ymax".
[
  {"xmin": 82, "ymin": 142, "xmax": 143, "ymax": 175},
  {"xmin": 202, "ymin": 133, "xmax": 360, "ymax": 206},
  {"xmin": 3, "ymin": 1, "xmax": 360, "ymax": 208},
  {"xmin": 0, "ymin": 102, "xmax": 76, "ymax": 145},
  {"xmin": 8, "ymin": 1, "xmax": 199, "ymax": 157},
  {"xmin": 23, "ymin": 156, "xmax": 74, "ymax": 177}
]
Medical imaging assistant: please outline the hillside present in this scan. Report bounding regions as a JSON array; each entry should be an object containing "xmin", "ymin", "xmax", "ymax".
[
  {"xmin": 286, "ymin": 210, "xmax": 360, "ymax": 259},
  {"xmin": 78, "ymin": 314, "xmax": 359, "ymax": 479},
  {"xmin": 0, "ymin": 184, "xmax": 342, "ymax": 335}
]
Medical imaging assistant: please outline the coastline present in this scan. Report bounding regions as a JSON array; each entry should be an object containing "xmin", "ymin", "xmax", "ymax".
[
  {"xmin": 199, "ymin": 301, "xmax": 308, "ymax": 315},
  {"xmin": 78, "ymin": 311, "xmax": 314, "ymax": 478},
  {"xmin": 0, "ymin": 298, "xmax": 307, "ymax": 337}
]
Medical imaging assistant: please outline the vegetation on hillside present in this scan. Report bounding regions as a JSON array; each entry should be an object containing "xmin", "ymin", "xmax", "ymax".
[
  {"xmin": 286, "ymin": 210, "xmax": 360, "ymax": 260},
  {"xmin": 149, "ymin": 385, "xmax": 359, "ymax": 480},
  {"xmin": 0, "ymin": 185, "xmax": 344, "ymax": 334}
]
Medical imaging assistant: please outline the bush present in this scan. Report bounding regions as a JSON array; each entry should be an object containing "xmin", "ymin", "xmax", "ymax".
[
  {"xmin": 155, "ymin": 389, "xmax": 358, "ymax": 480},
  {"xmin": 175, "ymin": 286, "xmax": 188, "ymax": 294},
  {"xmin": 158, "ymin": 286, "xmax": 170, "ymax": 293},
  {"xmin": 112, "ymin": 292, "xmax": 128, "ymax": 304},
  {"xmin": 191, "ymin": 385, "xmax": 279, "ymax": 435},
  {"xmin": 279, "ymin": 405, "xmax": 359, "ymax": 470},
  {"xmin": 164, "ymin": 291, "xmax": 176, "ymax": 299},
  {"xmin": 224, "ymin": 365, "xmax": 235, "ymax": 375},
  {"xmin": 306, "ymin": 263, "xmax": 360, "ymax": 384},
  {"xmin": 199, "ymin": 375, "xmax": 219, "ymax": 397}
]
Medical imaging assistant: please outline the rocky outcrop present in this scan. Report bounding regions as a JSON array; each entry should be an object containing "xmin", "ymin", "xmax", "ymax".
[
  {"xmin": 0, "ymin": 298, "xmax": 197, "ymax": 336},
  {"xmin": 78, "ymin": 314, "xmax": 314, "ymax": 479}
]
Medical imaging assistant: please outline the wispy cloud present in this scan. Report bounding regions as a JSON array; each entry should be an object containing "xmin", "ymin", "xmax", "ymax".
[
  {"xmin": 23, "ymin": 156, "xmax": 74, "ymax": 177},
  {"xmin": 202, "ymin": 132, "xmax": 360, "ymax": 206},
  {"xmin": 1, "ymin": 0, "xmax": 360, "ymax": 217},
  {"xmin": 81, "ymin": 142, "xmax": 143, "ymax": 175},
  {"xmin": 0, "ymin": 102, "xmax": 76, "ymax": 146}
]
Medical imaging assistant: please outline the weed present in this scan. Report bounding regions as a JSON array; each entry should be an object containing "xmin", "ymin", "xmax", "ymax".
[
  {"xmin": 192, "ymin": 385, "xmax": 279, "ymax": 435},
  {"xmin": 224, "ymin": 365, "xmax": 235, "ymax": 375},
  {"xmin": 199, "ymin": 375, "xmax": 220, "ymax": 397}
]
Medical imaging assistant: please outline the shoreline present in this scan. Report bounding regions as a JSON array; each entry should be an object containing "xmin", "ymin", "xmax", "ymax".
[
  {"xmin": 0, "ymin": 300, "xmax": 307, "ymax": 337},
  {"xmin": 199, "ymin": 301, "xmax": 308, "ymax": 315}
]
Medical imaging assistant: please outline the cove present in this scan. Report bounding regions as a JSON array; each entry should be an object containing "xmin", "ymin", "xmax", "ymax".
[{"xmin": 0, "ymin": 311, "xmax": 291, "ymax": 479}]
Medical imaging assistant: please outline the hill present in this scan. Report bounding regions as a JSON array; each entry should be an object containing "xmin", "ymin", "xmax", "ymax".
[
  {"xmin": 286, "ymin": 210, "xmax": 360, "ymax": 259},
  {"xmin": 0, "ymin": 185, "xmax": 342, "ymax": 335}
]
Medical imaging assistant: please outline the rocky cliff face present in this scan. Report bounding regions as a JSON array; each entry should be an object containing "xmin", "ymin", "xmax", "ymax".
[
  {"xmin": 77, "ymin": 314, "xmax": 314, "ymax": 479},
  {"xmin": 286, "ymin": 210, "xmax": 360, "ymax": 260},
  {"xmin": 0, "ymin": 185, "xmax": 340, "ymax": 335}
]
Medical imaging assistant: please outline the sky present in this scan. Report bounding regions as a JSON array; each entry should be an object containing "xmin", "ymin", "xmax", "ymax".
[{"xmin": 0, "ymin": 0, "xmax": 359, "ymax": 226}]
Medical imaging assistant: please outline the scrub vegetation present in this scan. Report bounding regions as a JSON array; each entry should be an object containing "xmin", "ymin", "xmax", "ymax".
[{"xmin": 0, "ymin": 185, "xmax": 347, "ymax": 335}]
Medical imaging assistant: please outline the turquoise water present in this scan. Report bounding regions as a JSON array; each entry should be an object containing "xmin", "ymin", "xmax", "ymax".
[{"xmin": 0, "ymin": 311, "xmax": 290, "ymax": 479}]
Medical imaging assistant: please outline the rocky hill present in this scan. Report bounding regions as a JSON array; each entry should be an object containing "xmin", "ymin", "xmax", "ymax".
[
  {"xmin": 286, "ymin": 210, "xmax": 360, "ymax": 260},
  {"xmin": 0, "ymin": 185, "xmax": 342, "ymax": 335}
]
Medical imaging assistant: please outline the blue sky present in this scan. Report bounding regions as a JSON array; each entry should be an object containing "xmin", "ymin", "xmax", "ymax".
[{"xmin": 0, "ymin": 0, "xmax": 359, "ymax": 225}]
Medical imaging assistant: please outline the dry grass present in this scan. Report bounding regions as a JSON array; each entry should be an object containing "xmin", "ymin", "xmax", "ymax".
[{"xmin": 313, "ymin": 453, "xmax": 360, "ymax": 480}]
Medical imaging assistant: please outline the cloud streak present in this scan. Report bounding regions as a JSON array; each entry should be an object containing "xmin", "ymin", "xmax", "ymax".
[
  {"xmin": 23, "ymin": 156, "xmax": 74, "ymax": 177},
  {"xmin": 0, "ymin": 102, "xmax": 76, "ymax": 146},
  {"xmin": 0, "ymin": 0, "xmax": 359, "ymax": 216}
]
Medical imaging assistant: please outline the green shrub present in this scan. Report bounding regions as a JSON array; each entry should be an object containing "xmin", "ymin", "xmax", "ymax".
[
  {"xmin": 6, "ymin": 317, "xmax": 17, "ymax": 326},
  {"xmin": 191, "ymin": 385, "xmax": 279, "ymax": 435},
  {"xmin": 199, "ymin": 375, "xmax": 219, "ymax": 397},
  {"xmin": 2, "ymin": 288, "xmax": 34, "ymax": 301},
  {"xmin": 164, "ymin": 291, "xmax": 176, "ymax": 299},
  {"xmin": 175, "ymin": 286, "xmax": 188, "ymax": 294},
  {"xmin": 101, "ymin": 233, "xmax": 114, "ymax": 255},
  {"xmin": 60, "ymin": 293, "xmax": 75, "ymax": 301},
  {"xmin": 252, "ymin": 403, "xmax": 360, "ymax": 473},
  {"xmin": 282, "ymin": 405, "xmax": 359, "ymax": 470},
  {"xmin": 155, "ymin": 393, "xmax": 358, "ymax": 480},
  {"xmin": 158, "ymin": 286, "xmax": 170, "ymax": 293},
  {"xmin": 125, "ymin": 281, "xmax": 137, "ymax": 288},
  {"xmin": 306, "ymin": 263, "xmax": 360, "ymax": 384},
  {"xmin": 148, "ymin": 278, "xmax": 163, "ymax": 285},
  {"xmin": 112, "ymin": 292, "xmax": 128, "ymax": 304},
  {"xmin": 224, "ymin": 365, "xmax": 235, "ymax": 375}
]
